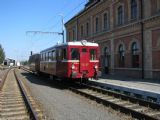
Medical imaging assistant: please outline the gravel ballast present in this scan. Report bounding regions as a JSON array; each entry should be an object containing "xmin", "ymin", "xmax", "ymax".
[{"xmin": 17, "ymin": 69, "xmax": 131, "ymax": 120}]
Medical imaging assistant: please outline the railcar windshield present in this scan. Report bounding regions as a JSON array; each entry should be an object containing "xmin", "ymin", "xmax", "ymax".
[
  {"xmin": 90, "ymin": 49, "xmax": 97, "ymax": 60},
  {"xmin": 71, "ymin": 48, "xmax": 79, "ymax": 60}
]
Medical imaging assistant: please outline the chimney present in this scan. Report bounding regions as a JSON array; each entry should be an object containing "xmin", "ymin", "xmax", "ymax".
[{"xmin": 31, "ymin": 51, "xmax": 33, "ymax": 56}]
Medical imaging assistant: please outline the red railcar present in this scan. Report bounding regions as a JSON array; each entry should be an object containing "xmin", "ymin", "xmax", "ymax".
[{"xmin": 39, "ymin": 40, "xmax": 99, "ymax": 80}]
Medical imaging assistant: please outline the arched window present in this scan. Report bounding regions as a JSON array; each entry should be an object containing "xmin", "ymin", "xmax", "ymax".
[
  {"xmin": 95, "ymin": 17, "xmax": 99, "ymax": 32},
  {"xmin": 118, "ymin": 6, "xmax": 123, "ymax": 25},
  {"xmin": 131, "ymin": 0, "xmax": 137, "ymax": 19},
  {"xmin": 119, "ymin": 44, "xmax": 125, "ymax": 67},
  {"xmin": 81, "ymin": 25, "xmax": 84, "ymax": 37},
  {"xmin": 72, "ymin": 29, "xmax": 75, "ymax": 41},
  {"xmin": 104, "ymin": 47, "xmax": 109, "ymax": 57},
  {"xmin": 86, "ymin": 22, "xmax": 89, "ymax": 36},
  {"xmin": 132, "ymin": 42, "xmax": 139, "ymax": 68},
  {"xmin": 103, "ymin": 13, "xmax": 108, "ymax": 30}
]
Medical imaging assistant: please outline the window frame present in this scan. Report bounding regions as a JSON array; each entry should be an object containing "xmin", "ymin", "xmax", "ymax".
[
  {"xmin": 131, "ymin": 0, "xmax": 137, "ymax": 19},
  {"xmin": 131, "ymin": 42, "xmax": 139, "ymax": 68},
  {"xmin": 119, "ymin": 44, "xmax": 125, "ymax": 67},
  {"xmin": 95, "ymin": 17, "xmax": 99, "ymax": 33},
  {"xmin": 103, "ymin": 13, "xmax": 108, "ymax": 30},
  {"xmin": 118, "ymin": 6, "xmax": 123, "ymax": 25},
  {"xmin": 70, "ymin": 48, "xmax": 80, "ymax": 60},
  {"xmin": 90, "ymin": 49, "xmax": 97, "ymax": 60},
  {"xmin": 86, "ymin": 22, "xmax": 89, "ymax": 36}
]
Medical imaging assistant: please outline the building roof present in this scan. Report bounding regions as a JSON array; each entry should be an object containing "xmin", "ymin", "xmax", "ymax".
[{"xmin": 65, "ymin": 0, "xmax": 101, "ymax": 26}]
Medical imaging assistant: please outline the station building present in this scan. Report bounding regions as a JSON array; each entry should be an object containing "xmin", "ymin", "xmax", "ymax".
[{"xmin": 65, "ymin": 0, "xmax": 160, "ymax": 79}]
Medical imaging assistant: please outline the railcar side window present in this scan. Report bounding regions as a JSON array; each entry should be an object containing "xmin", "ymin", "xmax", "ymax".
[
  {"xmin": 90, "ymin": 49, "xmax": 97, "ymax": 60},
  {"xmin": 56, "ymin": 49, "xmax": 62, "ymax": 61},
  {"xmin": 45, "ymin": 53, "xmax": 47, "ymax": 61},
  {"xmin": 48, "ymin": 52, "xmax": 52, "ymax": 61},
  {"xmin": 41, "ymin": 54, "xmax": 43, "ymax": 61},
  {"xmin": 71, "ymin": 48, "xmax": 79, "ymax": 60},
  {"xmin": 52, "ymin": 50, "xmax": 56, "ymax": 61},
  {"xmin": 43, "ymin": 53, "xmax": 45, "ymax": 61},
  {"xmin": 46, "ymin": 53, "xmax": 48, "ymax": 61},
  {"xmin": 62, "ymin": 48, "xmax": 67, "ymax": 60}
]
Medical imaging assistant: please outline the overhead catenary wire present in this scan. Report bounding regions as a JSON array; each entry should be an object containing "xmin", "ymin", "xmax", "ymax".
[{"xmin": 26, "ymin": 0, "xmax": 87, "ymax": 53}]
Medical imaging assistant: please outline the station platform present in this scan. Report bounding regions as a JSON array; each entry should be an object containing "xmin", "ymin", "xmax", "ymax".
[{"xmin": 89, "ymin": 75, "xmax": 160, "ymax": 104}]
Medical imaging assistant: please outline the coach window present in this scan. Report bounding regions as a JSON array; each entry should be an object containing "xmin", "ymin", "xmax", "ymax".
[
  {"xmin": 43, "ymin": 53, "xmax": 45, "ymax": 61},
  {"xmin": 41, "ymin": 54, "xmax": 43, "ymax": 61},
  {"xmin": 48, "ymin": 52, "xmax": 52, "ymax": 61},
  {"xmin": 132, "ymin": 42, "xmax": 139, "ymax": 68},
  {"xmin": 46, "ymin": 53, "xmax": 48, "ymax": 61},
  {"xmin": 52, "ymin": 50, "xmax": 56, "ymax": 61},
  {"xmin": 90, "ymin": 49, "xmax": 97, "ymax": 60},
  {"xmin": 42, "ymin": 53, "xmax": 44, "ymax": 61},
  {"xmin": 56, "ymin": 49, "xmax": 62, "ymax": 61},
  {"xmin": 71, "ymin": 48, "xmax": 79, "ymax": 60},
  {"xmin": 44, "ymin": 53, "xmax": 46, "ymax": 61},
  {"xmin": 62, "ymin": 48, "xmax": 67, "ymax": 60},
  {"xmin": 119, "ymin": 44, "xmax": 125, "ymax": 67}
]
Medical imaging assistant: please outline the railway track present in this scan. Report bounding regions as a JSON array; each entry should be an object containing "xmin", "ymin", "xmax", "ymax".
[
  {"xmin": 0, "ymin": 69, "xmax": 44, "ymax": 120},
  {"xmin": 21, "ymin": 66, "xmax": 160, "ymax": 120},
  {"xmin": 69, "ymin": 83, "xmax": 160, "ymax": 120}
]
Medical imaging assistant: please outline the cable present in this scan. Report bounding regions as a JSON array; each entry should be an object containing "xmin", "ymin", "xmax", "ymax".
[{"xmin": 48, "ymin": 0, "xmax": 86, "ymax": 30}]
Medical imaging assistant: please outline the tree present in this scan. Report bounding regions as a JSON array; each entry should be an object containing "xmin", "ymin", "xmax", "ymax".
[
  {"xmin": 0, "ymin": 44, "xmax": 5, "ymax": 64},
  {"xmin": 21, "ymin": 60, "xmax": 29, "ymax": 65}
]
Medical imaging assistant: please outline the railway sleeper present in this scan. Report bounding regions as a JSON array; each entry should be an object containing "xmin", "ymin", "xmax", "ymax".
[
  {"xmin": 1, "ymin": 110, "xmax": 28, "ymax": 117},
  {"xmin": 0, "ymin": 114, "xmax": 30, "ymax": 120},
  {"xmin": 0, "ymin": 106, "xmax": 26, "ymax": 112},
  {"xmin": 71, "ymin": 85, "xmax": 160, "ymax": 120},
  {"xmin": 86, "ymin": 84, "xmax": 160, "ymax": 109},
  {"xmin": 0, "ymin": 101, "xmax": 24, "ymax": 105}
]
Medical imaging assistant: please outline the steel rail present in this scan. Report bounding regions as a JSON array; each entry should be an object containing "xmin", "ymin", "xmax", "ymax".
[
  {"xmin": 14, "ymin": 69, "xmax": 39, "ymax": 120},
  {"xmin": 83, "ymin": 83, "xmax": 160, "ymax": 109},
  {"xmin": 20, "ymin": 66, "xmax": 32, "ymax": 73},
  {"xmin": 20, "ymin": 66, "xmax": 160, "ymax": 119},
  {"xmin": 0, "ymin": 68, "xmax": 11, "ymax": 90},
  {"xmin": 69, "ymin": 83, "xmax": 160, "ymax": 120}
]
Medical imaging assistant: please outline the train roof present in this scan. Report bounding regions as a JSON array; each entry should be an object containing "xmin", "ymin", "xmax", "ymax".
[{"xmin": 40, "ymin": 40, "xmax": 99, "ymax": 53}]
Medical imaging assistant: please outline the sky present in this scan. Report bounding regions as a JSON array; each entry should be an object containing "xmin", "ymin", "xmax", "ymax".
[{"xmin": 0, "ymin": 0, "xmax": 87, "ymax": 61}]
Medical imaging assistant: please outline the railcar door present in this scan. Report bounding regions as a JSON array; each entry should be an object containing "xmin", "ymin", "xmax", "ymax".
[{"xmin": 80, "ymin": 48, "xmax": 89, "ymax": 73}]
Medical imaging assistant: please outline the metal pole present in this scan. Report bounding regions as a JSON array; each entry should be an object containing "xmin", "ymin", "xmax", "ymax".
[
  {"xmin": 140, "ymin": 0, "xmax": 144, "ymax": 79},
  {"xmin": 60, "ymin": 14, "xmax": 65, "ymax": 43}
]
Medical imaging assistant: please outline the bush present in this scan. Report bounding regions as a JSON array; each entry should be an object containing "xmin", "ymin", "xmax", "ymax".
[{"xmin": 0, "ymin": 44, "xmax": 5, "ymax": 64}]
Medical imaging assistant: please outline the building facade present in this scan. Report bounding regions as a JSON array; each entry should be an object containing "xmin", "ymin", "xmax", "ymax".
[{"xmin": 65, "ymin": 0, "xmax": 160, "ymax": 79}]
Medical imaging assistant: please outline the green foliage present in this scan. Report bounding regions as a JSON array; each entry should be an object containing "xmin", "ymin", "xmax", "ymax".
[
  {"xmin": 0, "ymin": 44, "xmax": 5, "ymax": 64},
  {"xmin": 21, "ymin": 60, "xmax": 29, "ymax": 65}
]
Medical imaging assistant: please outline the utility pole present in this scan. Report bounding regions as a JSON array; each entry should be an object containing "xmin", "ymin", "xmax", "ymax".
[{"xmin": 59, "ymin": 14, "xmax": 65, "ymax": 43}]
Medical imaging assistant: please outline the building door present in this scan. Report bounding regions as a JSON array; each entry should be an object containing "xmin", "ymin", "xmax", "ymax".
[
  {"xmin": 104, "ymin": 47, "xmax": 110, "ymax": 74},
  {"xmin": 80, "ymin": 48, "xmax": 89, "ymax": 72}
]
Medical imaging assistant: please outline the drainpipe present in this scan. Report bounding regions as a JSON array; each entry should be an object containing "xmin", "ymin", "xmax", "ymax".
[
  {"xmin": 76, "ymin": 16, "xmax": 79, "ymax": 41},
  {"xmin": 140, "ymin": 0, "xmax": 144, "ymax": 79}
]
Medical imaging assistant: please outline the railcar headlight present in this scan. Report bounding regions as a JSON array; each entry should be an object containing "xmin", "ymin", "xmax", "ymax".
[
  {"xmin": 94, "ymin": 65, "xmax": 98, "ymax": 69},
  {"xmin": 71, "ymin": 63, "xmax": 75, "ymax": 70}
]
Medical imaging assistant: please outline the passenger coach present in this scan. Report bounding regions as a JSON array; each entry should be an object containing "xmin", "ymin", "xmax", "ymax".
[{"xmin": 39, "ymin": 40, "xmax": 99, "ymax": 81}]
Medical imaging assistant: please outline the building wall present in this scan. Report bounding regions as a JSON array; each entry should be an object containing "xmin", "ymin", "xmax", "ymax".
[{"xmin": 65, "ymin": 0, "xmax": 160, "ymax": 79}]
